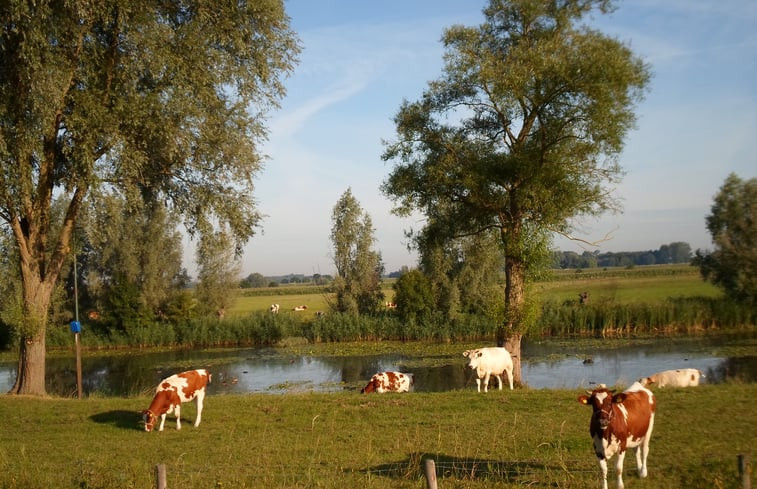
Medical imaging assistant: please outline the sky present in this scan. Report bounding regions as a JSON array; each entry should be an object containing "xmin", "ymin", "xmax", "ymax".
[{"xmin": 214, "ymin": 0, "xmax": 757, "ymax": 278}]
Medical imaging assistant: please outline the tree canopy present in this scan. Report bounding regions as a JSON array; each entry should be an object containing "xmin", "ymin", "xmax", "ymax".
[
  {"xmin": 381, "ymin": 0, "xmax": 650, "ymax": 380},
  {"xmin": 330, "ymin": 189, "xmax": 384, "ymax": 315},
  {"xmin": 0, "ymin": 0, "xmax": 300, "ymax": 395},
  {"xmin": 694, "ymin": 173, "xmax": 756, "ymax": 304}
]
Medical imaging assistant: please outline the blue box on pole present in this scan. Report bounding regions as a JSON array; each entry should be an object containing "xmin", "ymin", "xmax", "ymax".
[{"xmin": 70, "ymin": 321, "xmax": 81, "ymax": 333}]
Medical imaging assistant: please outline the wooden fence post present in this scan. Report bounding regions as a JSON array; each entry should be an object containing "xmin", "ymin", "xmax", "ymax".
[
  {"xmin": 155, "ymin": 464, "xmax": 167, "ymax": 489},
  {"xmin": 423, "ymin": 458, "xmax": 437, "ymax": 489},
  {"xmin": 739, "ymin": 454, "xmax": 751, "ymax": 489}
]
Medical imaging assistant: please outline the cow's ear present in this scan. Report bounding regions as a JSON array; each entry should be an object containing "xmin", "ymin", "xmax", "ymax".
[
  {"xmin": 462, "ymin": 350, "xmax": 470, "ymax": 357},
  {"xmin": 612, "ymin": 393, "xmax": 627, "ymax": 403},
  {"xmin": 577, "ymin": 395, "xmax": 590, "ymax": 405}
]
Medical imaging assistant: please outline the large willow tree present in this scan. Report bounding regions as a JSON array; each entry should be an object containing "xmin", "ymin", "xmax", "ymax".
[
  {"xmin": 382, "ymin": 0, "xmax": 650, "ymax": 383},
  {"xmin": 0, "ymin": 1, "xmax": 300, "ymax": 395}
]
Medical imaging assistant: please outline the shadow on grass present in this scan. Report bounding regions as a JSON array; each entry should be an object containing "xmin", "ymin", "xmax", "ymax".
[
  {"xmin": 361, "ymin": 452, "xmax": 563, "ymax": 484},
  {"xmin": 90, "ymin": 410, "xmax": 144, "ymax": 430}
]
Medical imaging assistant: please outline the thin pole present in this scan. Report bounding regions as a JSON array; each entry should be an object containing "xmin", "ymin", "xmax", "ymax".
[{"xmin": 73, "ymin": 235, "xmax": 82, "ymax": 399}]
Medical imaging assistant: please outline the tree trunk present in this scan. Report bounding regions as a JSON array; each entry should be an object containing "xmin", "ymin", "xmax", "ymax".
[
  {"xmin": 504, "ymin": 332, "xmax": 523, "ymax": 387},
  {"xmin": 497, "ymin": 227, "xmax": 527, "ymax": 386},
  {"xmin": 10, "ymin": 330, "xmax": 47, "ymax": 395},
  {"xmin": 9, "ymin": 263, "xmax": 57, "ymax": 396}
]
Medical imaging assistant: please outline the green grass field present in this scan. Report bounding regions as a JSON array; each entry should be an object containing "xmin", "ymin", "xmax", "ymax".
[
  {"xmin": 0, "ymin": 384, "xmax": 753, "ymax": 488},
  {"xmin": 229, "ymin": 265, "xmax": 720, "ymax": 318}
]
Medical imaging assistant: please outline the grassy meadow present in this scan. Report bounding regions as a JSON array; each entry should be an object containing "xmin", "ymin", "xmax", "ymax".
[
  {"xmin": 0, "ymin": 384, "xmax": 754, "ymax": 488},
  {"xmin": 1, "ymin": 265, "xmax": 754, "ymax": 488},
  {"xmin": 229, "ymin": 265, "xmax": 722, "ymax": 319}
]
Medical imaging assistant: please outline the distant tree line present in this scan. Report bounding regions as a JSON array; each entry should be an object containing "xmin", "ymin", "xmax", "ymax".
[
  {"xmin": 551, "ymin": 242, "xmax": 693, "ymax": 269},
  {"xmin": 239, "ymin": 273, "xmax": 333, "ymax": 288}
]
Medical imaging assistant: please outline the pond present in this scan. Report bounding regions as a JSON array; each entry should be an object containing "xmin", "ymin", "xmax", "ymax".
[{"xmin": 1, "ymin": 335, "xmax": 755, "ymax": 397}]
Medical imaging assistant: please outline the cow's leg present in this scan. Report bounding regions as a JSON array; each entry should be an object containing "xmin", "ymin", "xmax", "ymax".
[
  {"xmin": 615, "ymin": 451, "xmax": 626, "ymax": 489},
  {"xmin": 194, "ymin": 390, "xmax": 205, "ymax": 427},
  {"xmin": 598, "ymin": 458, "xmax": 609, "ymax": 489},
  {"xmin": 174, "ymin": 405, "xmax": 181, "ymax": 430},
  {"xmin": 638, "ymin": 414, "xmax": 654, "ymax": 478},
  {"xmin": 504, "ymin": 368, "xmax": 514, "ymax": 390},
  {"xmin": 475, "ymin": 377, "xmax": 482, "ymax": 392},
  {"xmin": 494, "ymin": 373, "xmax": 503, "ymax": 390},
  {"xmin": 482, "ymin": 373, "xmax": 490, "ymax": 392},
  {"xmin": 158, "ymin": 413, "xmax": 167, "ymax": 432}
]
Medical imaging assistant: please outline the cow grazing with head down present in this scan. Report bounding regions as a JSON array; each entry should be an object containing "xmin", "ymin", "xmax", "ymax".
[
  {"xmin": 463, "ymin": 347, "xmax": 514, "ymax": 392},
  {"xmin": 142, "ymin": 369, "xmax": 210, "ymax": 432},
  {"xmin": 639, "ymin": 368, "xmax": 702, "ymax": 388},
  {"xmin": 578, "ymin": 382, "xmax": 656, "ymax": 489},
  {"xmin": 269, "ymin": 303, "xmax": 280, "ymax": 314},
  {"xmin": 361, "ymin": 371, "xmax": 414, "ymax": 393}
]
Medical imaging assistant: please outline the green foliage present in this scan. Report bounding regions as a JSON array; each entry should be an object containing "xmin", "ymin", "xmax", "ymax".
[
  {"xmin": 329, "ymin": 189, "xmax": 385, "ymax": 314},
  {"xmin": 392, "ymin": 269, "xmax": 434, "ymax": 324},
  {"xmin": 381, "ymin": 0, "xmax": 651, "ymax": 335},
  {"xmin": 0, "ymin": 0, "xmax": 300, "ymax": 392},
  {"xmin": 302, "ymin": 311, "xmax": 497, "ymax": 343},
  {"xmin": 78, "ymin": 197, "xmax": 190, "ymax": 325},
  {"xmin": 240, "ymin": 272, "xmax": 269, "ymax": 288},
  {"xmin": 539, "ymin": 297, "xmax": 755, "ymax": 337},
  {"xmin": 694, "ymin": 173, "xmax": 757, "ymax": 304},
  {"xmin": 194, "ymin": 230, "xmax": 241, "ymax": 317}
]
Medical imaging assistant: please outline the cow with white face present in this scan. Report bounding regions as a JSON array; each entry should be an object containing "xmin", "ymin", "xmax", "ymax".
[
  {"xmin": 360, "ymin": 371, "xmax": 414, "ymax": 393},
  {"xmin": 142, "ymin": 369, "xmax": 210, "ymax": 432},
  {"xmin": 578, "ymin": 382, "xmax": 656, "ymax": 489},
  {"xmin": 463, "ymin": 347, "xmax": 514, "ymax": 392},
  {"xmin": 639, "ymin": 368, "xmax": 702, "ymax": 388}
]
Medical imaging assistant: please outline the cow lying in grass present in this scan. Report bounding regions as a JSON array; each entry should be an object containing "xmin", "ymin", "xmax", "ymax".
[
  {"xmin": 360, "ymin": 371, "xmax": 414, "ymax": 393},
  {"xmin": 639, "ymin": 368, "xmax": 702, "ymax": 387},
  {"xmin": 142, "ymin": 369, "xmax": 210, "ymax": 432}
]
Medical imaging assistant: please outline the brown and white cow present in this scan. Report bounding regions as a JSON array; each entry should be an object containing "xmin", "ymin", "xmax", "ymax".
[
  {"xmin": 360, "ymin": 371, "xmax": 414, "ymax": 393},
  {"xmin": 463, "ymin": 347, "xmax": 514, "ymax": 392},
  {"xmin": 270, "ymin": 303, "xmax": 280, "ymax": 314},
  {"xmin": 142, "ymin": 369, "xmax": 210, "ymax": 432},
  {"xmin": 578, "ymin": 382, "xmax": 656, "ymax": 489},
  {"xmin": 639, "ymin": 368, "xmax": 702, "ymax": 388},
  {"xmin": 292, "ymin": 305, "xmax": 308, "ymax": 311}
]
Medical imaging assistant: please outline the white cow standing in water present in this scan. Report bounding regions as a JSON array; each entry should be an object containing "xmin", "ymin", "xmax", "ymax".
[{"xmin": 463, "ymin": 347, "xmax": 514, "ymax": 392}]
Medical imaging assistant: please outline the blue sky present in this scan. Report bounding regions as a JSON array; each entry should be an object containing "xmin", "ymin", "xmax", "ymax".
[{"xmin": 231, "ymin": 0, "xmax": 756, "ymax": 277}]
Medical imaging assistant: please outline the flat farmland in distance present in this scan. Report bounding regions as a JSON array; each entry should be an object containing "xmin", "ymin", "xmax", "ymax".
[
  {"xmin": 534, "ymin": 269, "xmax": 721, "ymax": 304},
  {"xmin": 227, "ymin": 287, "xmax": 396, "ymax": 319},
  {"xmin": 228, "ymin": 265, "xmax": 719, "ymax": 318}
]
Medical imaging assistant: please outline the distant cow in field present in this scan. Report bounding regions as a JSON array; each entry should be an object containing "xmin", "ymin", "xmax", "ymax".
[
  {"xmin": 361, "ymin": 371, "xmax": 414, "ymax": 393},
  {"xmin": 385, "ymin": 301, "xmax": 397, "ymax": 309},
  {"xmin": 578, "ymin": 382, "xmax": 656, "ymax": 489},
  {"xmin": 270, "ymin": 303, "xmax": 280, "ymax": 314},
  {"xmin": 142, "ymin": 369, "xmax": 210, "ymax": 432},
  {"xmin": 463, "ymin": 347, "xmax": 514, "ymax": 392},
  {"xmin": 292, "ymin": 305, "xmax": 308, "ymax": 311},
  {"xmin": 639, "ymin": 368, "xmax": 702, "ymax": 388}
]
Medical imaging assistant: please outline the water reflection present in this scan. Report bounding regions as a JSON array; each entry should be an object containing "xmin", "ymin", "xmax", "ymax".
[{"xmin": 1, "ymin": 338, "xmax": 755, "ymax": 397}]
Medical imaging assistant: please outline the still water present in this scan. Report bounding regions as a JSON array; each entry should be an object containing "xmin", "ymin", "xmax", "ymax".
[{"xmin": 1, "ymin": 336, "xmax": 755, "ymax": 397}]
